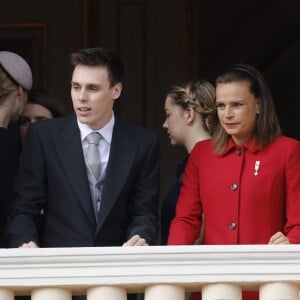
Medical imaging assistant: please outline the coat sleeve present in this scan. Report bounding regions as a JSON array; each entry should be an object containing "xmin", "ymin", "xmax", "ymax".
[
  {"xmin": 168, "ymin": 145, "xmax": 203, "ymax": 245},
  {"xmin": 283, "ymin": 139, "xmax": 300, "ymax": 243},
  {"xmin": 125, "ymin": 132, "xmax": 160, "ymax": 245}
]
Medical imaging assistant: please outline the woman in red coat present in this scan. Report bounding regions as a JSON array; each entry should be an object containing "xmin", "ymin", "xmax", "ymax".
[
  {"xmin": 161, "ymin": 80, "xmax": 215, "ymax": 245},
  {"xmin": 168, "ymin": 64, "xmax": 300, "ymax": 299}
]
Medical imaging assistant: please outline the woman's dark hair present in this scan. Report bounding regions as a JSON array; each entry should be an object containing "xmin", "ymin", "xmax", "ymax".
[{"xmin": 214, "ymin": 63, "xmax": 281, "ymax": 154}]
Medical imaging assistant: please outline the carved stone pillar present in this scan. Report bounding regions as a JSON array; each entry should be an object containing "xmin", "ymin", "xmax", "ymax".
[
  {"xmin": 87, "ymin": 286, "xmax": 126, "ymax": 300},
  {"xmin": 145, "ymin": 284, "xmax": 185, "ymax": 300},
  {"xmin": 31, "ymin": 288, "xmax": 71, "ymax": 300},
  {"xmin": 260, "ymin": 282, "xmax": 298, "ymax": 300},
  {"xmin": 0, "ymin": 289, "xmax": 14, "ymax": 300},
  {"xmin": 202, "ymin": 283, "xmax": 242, "ymax": 300}
]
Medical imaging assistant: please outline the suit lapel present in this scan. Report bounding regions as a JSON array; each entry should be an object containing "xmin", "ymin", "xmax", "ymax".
[
  {"xmin": 55, "ymin": 115, "xmax": 96, "ymax": 225},
  {"xmin": 96, "ymin": 120, "xmax": 137, "ymax": 232}
]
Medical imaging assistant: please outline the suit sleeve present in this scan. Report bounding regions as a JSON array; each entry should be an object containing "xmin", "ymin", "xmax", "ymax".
[
  {"xmin": 168, "ymin": 145, "xmax": 203, "ymax": 245},
  {"xmin": 6, "ymin": 124, "xmax": 46, "ymax": 247},
  {"xmin": 284, "ymin": 140, "xmax": 300, "ymax": 243},
  {"xmin": 126, "ymin": 132, "xmax": 160, "ymax": 245}
]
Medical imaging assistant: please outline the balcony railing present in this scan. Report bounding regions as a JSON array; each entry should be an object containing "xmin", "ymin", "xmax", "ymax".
[{"xmin": 0, "ymin": 245, "xmax": 300, "ymax": 300}]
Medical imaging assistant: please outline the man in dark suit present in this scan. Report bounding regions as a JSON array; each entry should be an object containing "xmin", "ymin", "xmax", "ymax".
[{"xmin": 7, "ymin": 47, "xmax": 160, "ymax": 249}]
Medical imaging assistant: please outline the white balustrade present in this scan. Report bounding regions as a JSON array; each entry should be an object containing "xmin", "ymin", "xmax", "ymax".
[{"xmin": 0, "ymin": 245, "xmax": 299, "ymax": 299}]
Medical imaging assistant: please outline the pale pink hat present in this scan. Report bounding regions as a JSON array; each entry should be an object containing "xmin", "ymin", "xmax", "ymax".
[{"xmin": 0, "ymin": 51, "xmax": 33, "ymax": 91}]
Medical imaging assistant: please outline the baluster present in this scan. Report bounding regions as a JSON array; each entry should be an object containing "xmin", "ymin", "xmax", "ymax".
[
  {"xmin": 32, "ymin": 287, "xmax": 71, "ymax": 300},
  {"xmin": 202, "ymin": 283, "xmax": 242, "ymax": 300},
  {"xmin": 145, "ymin": 284, "xmax": 185, "ymax": 300},
  {"xmin": 0, "ymin": 289, "xmax": 13, "ymax": 300},
  {"xmin": 260, "ymin": 282, "xmax": 298, "ymax": 300},
  {"xmin": 87, "ymin": 286, "xmax": 126, "ymax": 300}
]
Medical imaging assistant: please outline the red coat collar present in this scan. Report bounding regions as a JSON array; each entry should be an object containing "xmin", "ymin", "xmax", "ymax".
[{"xmin": 222, "ymin": 137, "xmax": 259, "ymax": 156}]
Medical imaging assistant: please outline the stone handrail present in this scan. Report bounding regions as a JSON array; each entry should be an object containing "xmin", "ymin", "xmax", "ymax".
[{"xmin": 0, "ymin": 245, "xmax": 300, "ymax": 299}]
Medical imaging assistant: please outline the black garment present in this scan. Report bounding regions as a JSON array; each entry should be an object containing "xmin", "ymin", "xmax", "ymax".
[
  {"xmin": 0, "ymin": 128, "xmax": 20, "ymax": 248},
  {"xmin": 160, "ymin": 156, "xmax": 188, "ymax": 245}
]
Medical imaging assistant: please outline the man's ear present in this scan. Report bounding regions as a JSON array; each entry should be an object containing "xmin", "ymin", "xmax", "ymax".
[{"xmin": 112, "ymin": 82, "xmax": 122, "ymax": 99}]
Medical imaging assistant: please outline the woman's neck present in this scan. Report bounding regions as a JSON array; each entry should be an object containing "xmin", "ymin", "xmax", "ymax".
[{"xmin": 185, "ymin": 130, "xmax": 211, "ymax": 153}]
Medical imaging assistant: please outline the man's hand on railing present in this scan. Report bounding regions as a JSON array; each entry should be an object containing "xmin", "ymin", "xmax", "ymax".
[
  {"xmin": 122, "ymin": 235, "xmax": 148, "ymax": 246},
  {"xmin": 19, "ymin": 241, "xmax": 39, "ymax": 248},
  {"xmin": 268, "ymin": 232, "xmax": 290, "ymax": 244}
]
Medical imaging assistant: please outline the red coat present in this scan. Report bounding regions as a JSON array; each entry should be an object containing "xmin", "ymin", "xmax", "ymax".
[{"xmin": 168, "ymin": 136, "xmax": 300, "ymax": 245}]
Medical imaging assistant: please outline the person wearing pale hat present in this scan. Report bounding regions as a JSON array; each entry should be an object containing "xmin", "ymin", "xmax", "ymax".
[
  {"xmin": 0, "ymin": 51, "xmax": 32, "ymax": 248},
  {"xmin": 0, "ymin": 51, "xmax": 32, "ymax": 127}
]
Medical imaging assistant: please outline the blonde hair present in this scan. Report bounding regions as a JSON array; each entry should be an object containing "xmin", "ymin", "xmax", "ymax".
[
  {"xmin": 167, "ymin": 80, "xmax": 216, "ymax": 134},
  {"xmin": 0, "ymin": 66, "xmax": 18, "ymax": 103}
]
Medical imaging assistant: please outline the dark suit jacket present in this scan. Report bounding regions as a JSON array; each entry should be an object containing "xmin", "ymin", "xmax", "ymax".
[
  {"xmin": 7, "ymin": 114, "xmax": 160, "ymax": 248},
  {"xmin": 0, "ymin": 128, "xmax": 21, "ymax": 248}
]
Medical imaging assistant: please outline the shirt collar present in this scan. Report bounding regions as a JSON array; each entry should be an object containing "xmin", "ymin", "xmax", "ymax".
[{"xmin": 77, "ymin": 112, "xmax": 115, "ymax": 144}]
